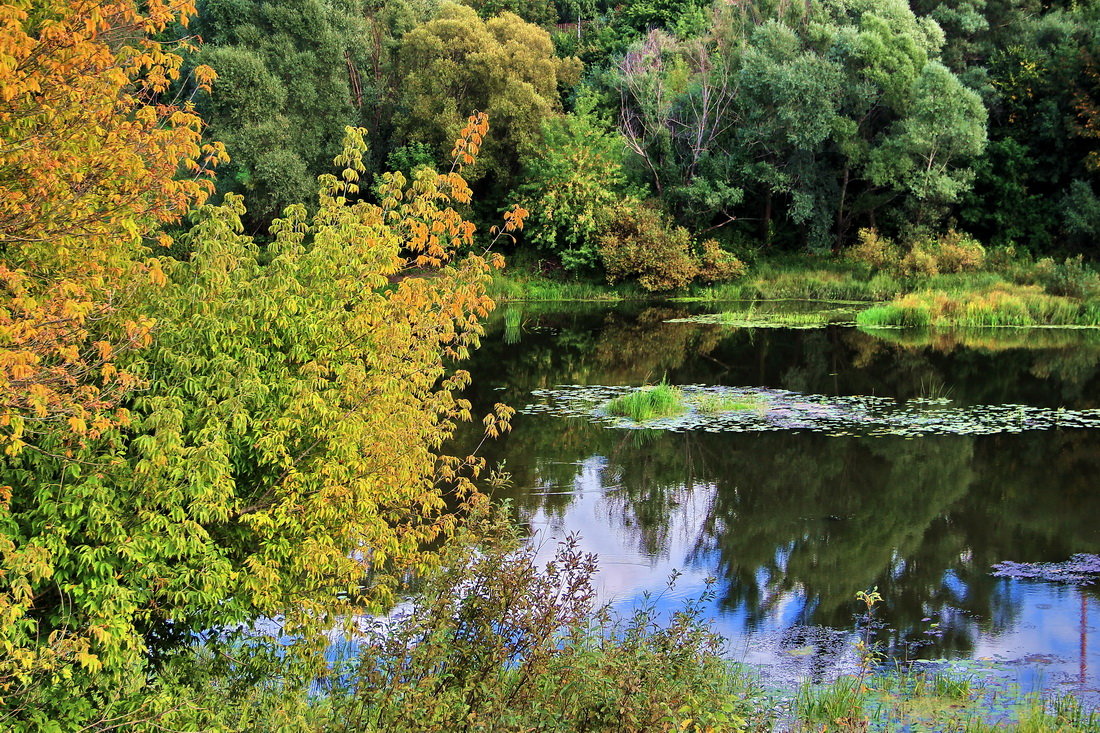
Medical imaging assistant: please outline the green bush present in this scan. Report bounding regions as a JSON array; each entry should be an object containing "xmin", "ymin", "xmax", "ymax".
[
  {"xmin": 599, "ymin": 203, "xmax": 747, "ymax": 292},
  {"xmin": 695, "ymin": 238, "xmax": 747, "ymax": 283},
  {"xmin": 846, "ymin": 228, "xmax": 902, "ymax": 271},
  {"xmin": 848, "ymin": 228, "xmax": 985, "ymax": 277}
]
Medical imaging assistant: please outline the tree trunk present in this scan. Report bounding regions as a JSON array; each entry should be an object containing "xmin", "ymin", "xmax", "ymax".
[
  {"xmin": 762, "ymin": 190, "xmax": 772, "ymax": 245},
  {"xmin": 834, "ymin": 165, "xmax": 850, "ymax": 253}
]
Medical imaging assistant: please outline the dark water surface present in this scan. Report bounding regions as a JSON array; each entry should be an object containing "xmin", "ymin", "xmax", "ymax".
[{"xmin": 458, "ymin": 301, "xmax": 1100, "ymax": 703}]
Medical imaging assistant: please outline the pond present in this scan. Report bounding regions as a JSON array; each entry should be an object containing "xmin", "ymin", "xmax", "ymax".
[{"xmin": 456, "ymin": 301, "xmax": 1100, "ymax": 707}]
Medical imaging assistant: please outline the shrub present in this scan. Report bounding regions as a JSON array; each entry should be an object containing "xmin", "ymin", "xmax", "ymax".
[
  {"xmin": 851, "ymin": 228, "xmax": 986, "ymax": 277},
  {"xmin": 846, "ymin": 228, "xmax": 902, "ymax": 271},
  {"xmin": 323, "ymin": 513, "xmax": 768, "ymax": 732},
  {"xmin": 899, "ymin": 240, "xmax": 941, "ymax": 277},
  {"xmin": 1029, "ymin": 255, "xmax": 1100, "ymax": 299},
  {"xmin": 599, "ymin": 200, "xmax": 698, "ymax": 291},
  {"xmin": 695, "ymin": 239, "xmax": 746, "ymax": 283},
  {"xmin": 933, "ymin": 229, "xmax": 985, "ymax": 273}
]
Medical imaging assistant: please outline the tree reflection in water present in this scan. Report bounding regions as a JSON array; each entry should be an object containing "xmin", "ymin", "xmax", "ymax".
[{"xmin": 456, "ymin": 302, "xmax": 1100, "ymax": 685}]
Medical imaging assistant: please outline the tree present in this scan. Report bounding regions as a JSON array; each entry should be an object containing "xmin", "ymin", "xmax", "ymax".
[
  {"xmin": 0, "ymin": 0, "xmax": 224, "ymax": 720},
  {"xmin": 193, "ymin": 0, "xmax": 378, "ymax": 223},
  {"xmin": 516, "ymin": 98, "xmax": 632, "ymax": 271},
  {"xmin": 615, "ymin": 0, "xmax": 987, "ymax": 249},
  {"xmin": 394, "ymin": 2, "xmax": 581, "ymax": 193}
]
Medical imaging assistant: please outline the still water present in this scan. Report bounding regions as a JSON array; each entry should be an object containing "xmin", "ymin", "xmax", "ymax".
[{"xmin": 458, "ymin": 302, "xmax": 1100, "ymax": 703}]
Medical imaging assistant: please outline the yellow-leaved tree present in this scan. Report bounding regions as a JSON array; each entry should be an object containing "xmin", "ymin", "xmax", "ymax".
[{"xmin": 1, "ymin": 0, "xmax": 516, "ymax": 723}]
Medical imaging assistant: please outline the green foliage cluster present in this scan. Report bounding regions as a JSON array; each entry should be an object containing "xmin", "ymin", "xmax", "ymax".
[
  {"xmin": 516, "ymin": 99, "xmax": 632, "ymax": 272},
  {"xmin": 614, "ymin": 0, "xmax": 987, "ymax": 250},
  {"xmin": 1, "ymin": 112, "xmax": 507, "ymax": 725},
  {"xmin": 394, "ymin": 2, "xmax": 582, "ymax": 193},
  {"xmin": 183, "ymin": 0, "xmax": 1100, "ymax": 276},
  {"xmin": 193, "ymin": 0, "xmax": 377, "ymax": 222}
]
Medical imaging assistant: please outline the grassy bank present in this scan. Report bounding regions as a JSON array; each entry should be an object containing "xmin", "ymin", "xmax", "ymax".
[
  {"xmin": 488, "ymin": 256, "xmax": 898, "ymax": 302},
  {"xmin": 491, "ymin": 254, "xmax": 1097, "ymax": 304}
]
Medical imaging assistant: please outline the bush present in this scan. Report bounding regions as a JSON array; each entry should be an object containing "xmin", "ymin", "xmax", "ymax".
[
  {"xmin": 1029, "ymin": 255, "xmax": 1100, "ymax": 299},
  {"xmin": 599, "ymin": 201, "xmax": 699, "ymax": 291},
  {"xmin": 849, "ymin": 228, "xmax": 985, "ymax": 277},
  {"xmin": 899, "ymin": 239, "xmax": 941, "ymax": 277},
  {"xmin": 846, "ymin": 228, "xmax": 902, "ymax": 271},
  {"xmin": 598, "ymin": 203, "xmax": 747, "ymax": 292},
  {"xmin": 322, "ymin": 513, "xmax": 768, "ymax": 732},
  {"xmin": 932, "ymin": 229, "xmax": 985, "ymax": 273},
  {"xmin": 695, "ymin": 239, "xmax": 746, "ymax": 283}
]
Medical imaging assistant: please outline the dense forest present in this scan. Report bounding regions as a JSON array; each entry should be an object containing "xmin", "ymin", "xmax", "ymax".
[
  {"xmin": 2, "ymin": 0, "xmax": 1099, "ymax": 728},
  {"xmin": 183, "ymin": 0, "xmax": 1099, "ymax": 273}
]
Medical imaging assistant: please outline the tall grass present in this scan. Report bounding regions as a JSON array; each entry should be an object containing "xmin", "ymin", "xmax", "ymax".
[
  {"xmin": 858, "ymin": 284, "xmax": 1100, "ymax": 328},
  {"xmin": 605, "ymin": 383, "xmax": 686, "ymax": 421}
]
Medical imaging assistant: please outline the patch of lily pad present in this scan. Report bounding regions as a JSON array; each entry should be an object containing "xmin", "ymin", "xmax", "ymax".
[
  {"xmin": 665, "ymin": 307, "xmax": 862, "ymax": 329},
  {"xmin": 991, "ymin": 554, "xmax": 1100, "ymax": 585},
  {"xmin": 522, "ymin": 384, "xmax": 1100, "ymax": 437}
]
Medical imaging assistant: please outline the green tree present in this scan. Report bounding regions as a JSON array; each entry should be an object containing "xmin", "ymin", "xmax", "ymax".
[
  {"xmin": 516, "ymin": 99, "xmax": 632, "ymax": 271},
  {"xmin": 615, "ymin": 0, "xmax": 987, "ymax": 249},
  {"xmin": 1, "ymin": 100, "xmax": 513, "ymax": 726},
  {"xmin": 394, "ymin": 3, "xmax": 581, "ymax": 194},
  {"xmin": 193, "ymin": 0, "xmax": 376, "ymax": 222}
]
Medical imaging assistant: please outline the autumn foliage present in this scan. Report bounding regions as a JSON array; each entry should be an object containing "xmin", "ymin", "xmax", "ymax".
[{"xmin": 0, "ymin": 0, "xmax": 225, "ymax": 456}]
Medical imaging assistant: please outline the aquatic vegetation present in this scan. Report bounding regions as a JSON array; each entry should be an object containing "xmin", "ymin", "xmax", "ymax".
[
  {"xmin": 858, "ymin": 284, "xmax": 1100, "ymax": 328},
  {"xmin": 525, "ymin": 384, "xmax": 1100, "ymax": 436},
  {"xmin": 605, "ymin": 383, "xmax": 686, "ymax": 421},
  {"xmin": 667, "ymin": 303, "xmax": 863, "ymax": 329},
  {"xmin": 991, "ymin": 554, "xmax": 1100, "ymax": 585},
  {"xmin": 692, "ymin": 393, "xmax": 764, "ymax": 414}
]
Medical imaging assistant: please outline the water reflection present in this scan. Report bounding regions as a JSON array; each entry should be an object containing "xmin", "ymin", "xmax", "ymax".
[{"xmin": 459, "ymin": 302, "xmax": 1100, "ymax": 696}]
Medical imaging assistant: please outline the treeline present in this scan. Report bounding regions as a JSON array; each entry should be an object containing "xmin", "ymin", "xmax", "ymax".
[{"xmin": 181, "ymin": 0, "xmax": 1100, "ymax": 286}]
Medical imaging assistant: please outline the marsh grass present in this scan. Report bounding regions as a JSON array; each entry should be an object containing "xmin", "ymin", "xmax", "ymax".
[
  {"xmin": 858, "ymin": 284, "xmax": 1100, "ymax": 328},
  {"xmin": 605, "ymin": 383, "xmax": 686, "ymax": 421},
  {"xmin": 716, "ymin": 308, "xmax": 859, "ymax": 328},
  {"xmin": 793, "ymin": 667, "xmax": 1100, "ymax": 732}
]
